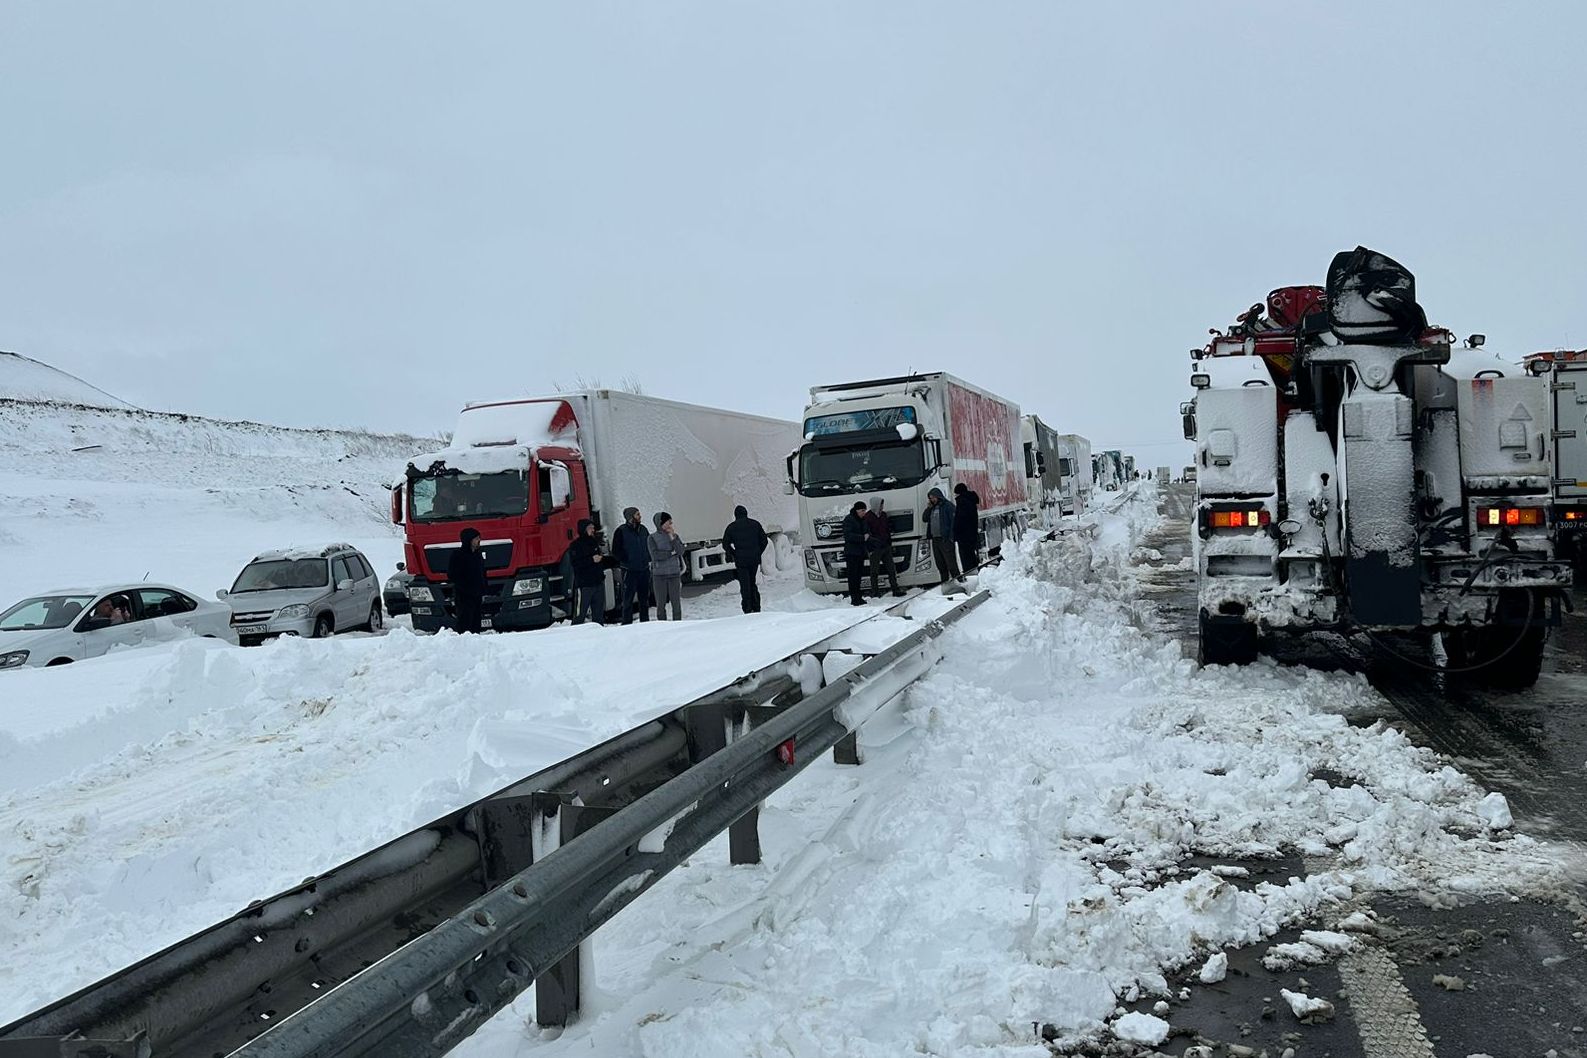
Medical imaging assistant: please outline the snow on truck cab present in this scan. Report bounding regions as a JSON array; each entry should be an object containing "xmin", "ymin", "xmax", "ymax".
[
  {"xmin": 393, "ymin": 393, "xmax": 802, "ymax": 632},
  {"xmin": 789, "ymin": 373, "xmax": 1028, "ymax": 593},
  {"xmin": 1184, "ymin": 247, "xmax": 1573, "ymax": 686}
]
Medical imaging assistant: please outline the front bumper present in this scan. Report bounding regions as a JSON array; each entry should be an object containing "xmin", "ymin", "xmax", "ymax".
[
  {"xmin": 802, "ymin": 539, "xmax": 937, "ymax": 593},
  {"xmin": 408, "ymin": 570, "xmax": 556, "ymax": 633}
]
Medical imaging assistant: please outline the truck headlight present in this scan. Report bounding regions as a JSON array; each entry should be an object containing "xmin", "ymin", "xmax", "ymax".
[
  {"xmin": 512, "ymin": 577, "xmax": 545, "ymax": 596},
  {"xmin": 277, "ymin": 604, "xmax": 311, "ymax": 619},
  {"xmin": 408, "ymin": 586, "xmax": 434, "ymax": 602},
  {"xmin": 0, "ymin": 650, "xmax": 29, "ymax": 670},
  {"xmin": 803, "ymin": 548, "xmax": 820, "ymax": 573}
]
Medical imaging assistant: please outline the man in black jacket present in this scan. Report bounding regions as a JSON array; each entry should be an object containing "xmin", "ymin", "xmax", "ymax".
[
  {"xmin": 841, "ymin": 500, "xmax": 869, "ymax": 606},
  {"xmin": 953, "ymin": 483, "xmax": 980, "ymax": 576},
  {"xmin": 566, "ymin": 519, "xmax": 609, "ymax": 625},
  {"xmin": 610, "ymin": 506, "xmax": 651, "ymax": 624},
  {"xmin": 450, "ymin": 527, "xmax": 489, "ymax": 633},
  {"xmin": 721, "ymin": 504, "xmax": 769, "ymax": 614}
]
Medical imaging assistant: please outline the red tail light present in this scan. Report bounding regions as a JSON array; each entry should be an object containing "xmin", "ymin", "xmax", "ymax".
[
  {"xmin": 1209, "ymin": 508, "xmax": 1271, "ymax": 529},
  {"xmin": 1561, "ymin": 508, "xmax": 1584, "ymax": 522},
  {"xmin": 1476, "ymin": 506, "xmax": 1545, "ymax": 528}
]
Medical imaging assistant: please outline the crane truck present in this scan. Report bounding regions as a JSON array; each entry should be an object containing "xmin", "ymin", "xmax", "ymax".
[{"xmin": 1184, "ymin": 247, "xmax": 1573, "ymax": 687}]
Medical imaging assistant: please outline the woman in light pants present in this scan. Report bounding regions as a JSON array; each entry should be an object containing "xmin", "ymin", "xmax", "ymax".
[{"xmin": 647, "ymin": 512, "xmax": 686, "ymax": 621}]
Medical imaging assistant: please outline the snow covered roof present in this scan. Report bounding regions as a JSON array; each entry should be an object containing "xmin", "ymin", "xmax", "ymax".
[
  {"xmin": 1442, "ymin": 347, "xmax": 1519, "ymax": 380},
  {"xmin": 409, "ymin": 399, "xmax": 582, "ymax": 474},
  {"xmin": 29, "ymin": 582, "xmax": 189, "ymax": 598},
  {"xmin": 248, "ymin": 544, "xmax": 356, "ymax": 562},
  {"xmin": 0, "ymin": 351, "xmax": 136, "ymax": 410}
]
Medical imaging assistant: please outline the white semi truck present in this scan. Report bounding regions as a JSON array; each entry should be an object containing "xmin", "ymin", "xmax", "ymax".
[
  {"xmin": 789, "ymin": 373, "xmax": 1028, "ymax": 593},
  {"xmin": 1022, "ymin": 414, "xmax": 1066, "ymax": 528},
  {"xmin": 1055, "ymin": 434, "xmax": 1092, "ymax": 515},
  {"xmin": 1184, "ymin": 249, "xmax": 1573, "ymax": 686},
  {"xmin": 395, "ymin": 392, "xmax": 802, "ymax": 631}
]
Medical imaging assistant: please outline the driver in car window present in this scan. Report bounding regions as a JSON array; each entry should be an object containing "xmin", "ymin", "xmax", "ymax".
[{"xmin": 91, "ymin": 598, "xmax": 129, "ymax": 625}]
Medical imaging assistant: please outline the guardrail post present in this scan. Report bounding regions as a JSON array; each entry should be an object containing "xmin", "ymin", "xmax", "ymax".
[
  {"xmin": 686, "ymin": 702, "xmax": 760, "ymax": 865},
  {"xmin": 833, "ymin": 730, "xmax": 863, "ymax": 765}
]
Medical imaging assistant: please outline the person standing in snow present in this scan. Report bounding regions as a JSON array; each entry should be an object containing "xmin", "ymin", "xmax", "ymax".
[
  {"xmin": 610, "ymin": 506, "xmax": 651, "ymax": 624},
  {"xmin": 566, "ymin": 518, "xmax": 609, "ymax": 625},
  {"xmin": 923, "ymin": 487, "xmax": 961, "ymax": 587},
  {"xmin": 863, "ymin": 495, "xmax": 903, "ymax": 598},
  {"xmin": 648, "ymin": 511, "xmax": 687, "ymax": 621},
  {"xmin": 721, "ymin": 504, "xmax": 769, "ymax": 614},
  {"xmin": 450, "ymin": 527, "xmax": 489, "ymax": 633},
  {"xmin": 841, "ymin": 500, "xmax": 870, "ymax": 606},
  {"xmin": 953, "ymin": 482, "xmax": 981, "ymax": 575}
]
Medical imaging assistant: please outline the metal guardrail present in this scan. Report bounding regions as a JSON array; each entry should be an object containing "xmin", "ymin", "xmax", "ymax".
[{"xmin": 0, "ymin": 590, "xmax": 988, "ymax": 1058}]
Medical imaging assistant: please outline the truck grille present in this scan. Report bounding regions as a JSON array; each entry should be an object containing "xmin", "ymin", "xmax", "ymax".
[{"xmin": 424, "ymin": 541, "xmax": 513, "ymax": 574}]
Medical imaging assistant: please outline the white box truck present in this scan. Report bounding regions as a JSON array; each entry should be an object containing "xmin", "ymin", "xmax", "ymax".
[
  {"xmin": 394, "ymin": 392, "xmax": 803, "ymax": 631},
  {"xmin": 789, "ymin": 373, "xmax": 1027, "ymax": 593},
  {"xmin": 1055, "ymin": 433, "xmax": 1093, "ymax": 515},
  {"xmin": 1022, "ymin": 414, "xmax": 1066, "ymax": 528}
]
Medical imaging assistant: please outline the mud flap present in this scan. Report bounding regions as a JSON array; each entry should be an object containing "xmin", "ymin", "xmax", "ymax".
[{"xmin": 1341, "ymin": 392, "xmax": 1422, "ymax": 626}]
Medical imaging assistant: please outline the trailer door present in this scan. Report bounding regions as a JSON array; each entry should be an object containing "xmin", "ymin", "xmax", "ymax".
[{"xmin": 1557, "ymin": 364, "xmax": 1587, "ymax": 499}]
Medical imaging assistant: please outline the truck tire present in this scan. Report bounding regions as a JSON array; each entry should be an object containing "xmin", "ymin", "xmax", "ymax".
[
  {"xmin": 1443, "ymin": 624, "xmax": 1545, "ymax": 690},
  {"xmin": 1198, "ymin": 612, "xmax": 1258, "ymax": 667}
]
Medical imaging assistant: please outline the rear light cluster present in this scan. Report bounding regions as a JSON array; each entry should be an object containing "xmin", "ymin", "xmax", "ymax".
[
  {"xmin": 1476, "ymin": 506, "xmax": 1545, "ymax": 528},
  {"xmin": 1562, "ymin": 509, "xmax": 1585, "ymax": 523},
  {"xmin": 1209, "ymin": 508, "xmax": 1270, "ymax": 529}
]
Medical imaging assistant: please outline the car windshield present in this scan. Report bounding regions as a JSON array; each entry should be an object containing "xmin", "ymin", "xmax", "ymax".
[
  {"xmin": 409, "ymin": 470, "xmax": 529, "ymax": 522},
  {"xmin": 797, "ymin": 440, "xmax": 926, "ymax": 497},
  {"xmin": 231, "ymin": 559, "xmax": 330, "ymax": 593},
  {"xmin": 0, "ymin": 594, "xmax": 98, "ymax": 631}
]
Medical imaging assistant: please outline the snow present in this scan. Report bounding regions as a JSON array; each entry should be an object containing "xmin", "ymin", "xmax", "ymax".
[
  {"xmin": 0, "ymin": 399, "xmax": 434, "ymax": 602},
  {"xmin": 1111, "ymin": 1011, "xmax": 1169, "ymax": 1045},
  {"xmin": 445, "ymin": 484, "xmax": 1567, "ymax": 1057},
  {"xmin": 455, "ymin": 399, "xmax": 575, "ymax": 450},
  {"xmin": 0, "ymin": 350, "xmax": 134, "ymax": 409},
  {"xmin": 1197, "ymin": 950, "xmax": 1228, "ymax": 983},
  {"xmin": 1476, "ymin": 791, "xmax": 1513, "ymax": 829},
  {"xmin": 1279, "ymin": 988, "xmax": 1334, "ymax": 1022}
]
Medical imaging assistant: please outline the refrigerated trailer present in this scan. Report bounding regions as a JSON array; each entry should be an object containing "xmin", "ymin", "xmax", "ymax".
[
  {"xmin": 789, "ymin": 373, "xmax": 1027, "ymax": 593},
  {"xmin": 393, "ymin": 392, "xmax": 802, "ymax": 631},
  {"xmin": 1525, "ymin": 351, "xmax": 1587, "ymax": 567},
  {"xmin": 1022, "ymin": 414, "xmax": 1066, "ymax": 528}
]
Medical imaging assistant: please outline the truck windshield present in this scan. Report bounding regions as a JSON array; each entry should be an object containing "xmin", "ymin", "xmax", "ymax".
[
  {"xmin": 797, "ymin": 441, "xmax": 926, "ymax": 496},
  {"xmin": 410, "ymin": 470, "xmax": 530, "ymax": 522}
]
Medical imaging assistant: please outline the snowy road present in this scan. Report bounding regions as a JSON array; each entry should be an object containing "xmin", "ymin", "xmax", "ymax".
[{"xmin": 441, "ymin": 485, "xmax": 1583, "ymax": 1058}]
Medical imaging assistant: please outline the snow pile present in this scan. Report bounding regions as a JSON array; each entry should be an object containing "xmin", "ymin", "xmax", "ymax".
[
  {"xmin": 0, "ymin": 606, "xmax": 921, "ymax": 1022},
  {"xmin": 0, "ymin": 350, "xmax": 134, "ymax": 409},
  {"xmin": 455, "ymin": 483, "xmax": 1568, "ymax": 1056},
  {"xmin": 0, "ymin": 400, "xmax": 435, "ymax": 599}
]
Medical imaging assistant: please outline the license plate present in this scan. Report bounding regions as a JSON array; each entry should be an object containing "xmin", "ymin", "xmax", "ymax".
[
  {"xmin": 481, "ymin": 617, "xmax": 494, "ymax": 628},
  {"xmin": 236, "ymin": 624, "xmax": 268, "ymax": 635}
]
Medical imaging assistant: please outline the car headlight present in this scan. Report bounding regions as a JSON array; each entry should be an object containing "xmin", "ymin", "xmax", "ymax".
[
  {"xmin": 512, "ymin": 577, "xmax": 545, "ymax": 596},
  {"xmin": 408, "ymin": 586, "xmax": 434, "ymax": 602},
  {"xmin": 277, "ymin": 604, "xmax": 311, "ymax": 619},
  {"xmin": 0, "ymin": 650, "xmax": 29, "ymax": 669}
]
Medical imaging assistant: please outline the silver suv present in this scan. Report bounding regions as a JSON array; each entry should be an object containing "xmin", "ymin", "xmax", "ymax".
[{"xmin": 220, "ymin": 544, "xmax": 383, "ymax": 644}]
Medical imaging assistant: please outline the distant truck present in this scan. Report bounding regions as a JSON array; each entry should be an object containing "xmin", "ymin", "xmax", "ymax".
[
  {"xmin": 1056, "ymin": 434, "xmax": 1092, "ymax": 514},
  {"xmin": 394, "ymin": 393, "xmax": 802, "ymax": 631},
  {"xmin": 789, "ymin": 373, "xmax": 1027, "ymax": 593},
  {"xmin": 1523, "ymin": 350, "xmax": 1587, "ymax": 569},
  {"xmin": 1022, "ymin": 414, "xmax": 1066, "ymax": 528},
  {"xmin": 1156, "ymin": 466, "xmax": 1171, "ymax": 486}
]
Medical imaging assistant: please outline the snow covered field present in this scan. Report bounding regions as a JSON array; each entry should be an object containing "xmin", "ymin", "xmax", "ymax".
[
  {"xmin": 0, "ymin": 396, "xmax": 432, "ymax": 602},
  {"xmin": 446, "ymin": 484, "xmax": 1573, "ymax": 1057}
]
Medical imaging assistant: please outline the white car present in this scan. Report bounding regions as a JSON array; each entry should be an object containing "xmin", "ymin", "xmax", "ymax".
[{"xmin": 0, "ymin": 583, "xmax": 240, "ymax": 669}]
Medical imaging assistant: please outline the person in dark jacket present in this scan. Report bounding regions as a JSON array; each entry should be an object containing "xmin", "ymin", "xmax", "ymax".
[
  {"xmin": 721, "ymin": 504, "xmax": 770, "ymax": 614},
  {"xmin": 923, "ymin": 487, "xmax": 960, "ymax": 587},
  {"xmin": 610, "ymin": 506, "xmax": 651, "ymax": 624},
  {"xmin": 863, "ymin": 495, "xmax": 903, "ymax": 597},
  {"xmin": 841, "ymin": 500, "xmax": 869, "ymax": 606},
  {"xmin": 450, "ymin": 527, "xmax": 489, "ymax": 633},
  {"xmin": 566, "ymin": 519, "xmax": 609, "ymax": 625},
  {"xmin": 953, "ymin": 483, "xmax": 981, "ymax": 575}
]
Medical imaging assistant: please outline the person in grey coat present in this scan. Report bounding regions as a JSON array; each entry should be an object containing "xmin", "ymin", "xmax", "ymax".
[{"xmin": 648, "ymin": 511, "xmax": 687, "ymax": 620}]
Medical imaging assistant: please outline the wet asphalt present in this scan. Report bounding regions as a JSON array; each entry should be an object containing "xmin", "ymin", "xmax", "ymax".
[{"xmin": 1121, "ymin": 484, "xmax": 1587, "ymax": 1058}]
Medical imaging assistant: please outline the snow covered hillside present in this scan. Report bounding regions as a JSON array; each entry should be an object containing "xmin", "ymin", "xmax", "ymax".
[
  {"xmin": 451, "ymin": 485, "xmax": 1570, "ymax": 1057},
  {"xmin": 0, "ymin": 396, "xmax": 436, "ymax": 601},
  {"xmin": 0, "ymin": 350, "xmax": 135, "ymax": 409}
]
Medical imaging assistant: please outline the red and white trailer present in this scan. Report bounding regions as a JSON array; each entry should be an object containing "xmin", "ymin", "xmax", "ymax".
[{"xmin": 790, "ymin": 373, "xmax": 1027, "ymax": 593}]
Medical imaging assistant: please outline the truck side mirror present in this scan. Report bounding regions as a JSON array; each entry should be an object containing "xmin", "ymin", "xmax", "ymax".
[
  {"xmin": 396, "ymin": 562, "xmax": 406, "ymax": 572},
  {"xmin": 215, "ymin": 589, "xmax": 229, "ymax": 601},
  {"xmin": 390, "ymin": 486, "xmax": 404, "ymax": 526},
  {"xmin": 783, "ymin": 480, "xmax": 795, "ymax": 495}
]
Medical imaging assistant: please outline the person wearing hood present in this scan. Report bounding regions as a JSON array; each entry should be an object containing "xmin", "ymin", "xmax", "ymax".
[
  {"xmin": 923, "ymin": 487, "xmax": 961, "ymax": 587},
  {"xmin": 610, "ymin": 506, "xmax": 651, "ymax": 624},
  {"xmin": 721, "ymin": 504, "xmax": 769, "ymax": 614},
  {"xmin": 567, "ymin": 518, "xmax": 609, "ymax": 625},
  {"xmin": 648, "ymin": 511, "xmax": 687, "ymax": 620},
  {"xmin": 953, "ymin": 482, "xmax": 981, "ymax": 575},
  {"xmin": 841, "ymin": 500, "xmax": 870, "ymax": 606},
  {"xmin": 450, "ymin": 527, "xmax": 488, "ymax": 633},
  {"xmin": 863, "ymin": 496, "xmax": 903, "ymax": 598}
]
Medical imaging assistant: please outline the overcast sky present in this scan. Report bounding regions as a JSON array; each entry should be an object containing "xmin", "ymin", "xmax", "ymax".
[{"xmin": 4, "ymin": 3, "xmax": 1585, "ymax": 455}]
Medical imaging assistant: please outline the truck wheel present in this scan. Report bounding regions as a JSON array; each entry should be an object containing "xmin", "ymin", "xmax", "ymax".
[
  {"xmin": 1447, "ymin": 624, "xmax": 1545, "ymax": 690},
  {"xmin": 1198, "ymin": 612, "xmax": 1257, "ymax": 667}
]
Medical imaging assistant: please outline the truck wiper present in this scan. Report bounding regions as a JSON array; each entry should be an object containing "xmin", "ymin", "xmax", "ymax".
[{"xmin": 805, "ymin": 479, "xmax": 847, "ymax": 491}]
